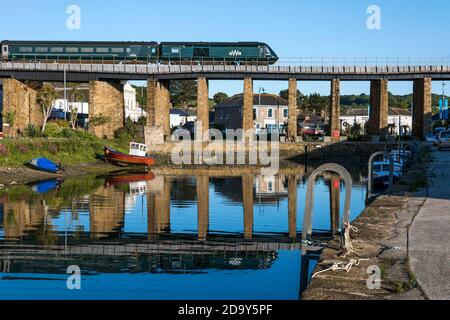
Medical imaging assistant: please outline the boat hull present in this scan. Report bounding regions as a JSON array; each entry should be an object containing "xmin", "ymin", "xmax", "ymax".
[
  {"xmin": 28, "ymin": 158, "xmax": 61, "ymax": 174},
  {"xmin": 104, "ymin": 147, "xmax": 156, "ymax": 167}
]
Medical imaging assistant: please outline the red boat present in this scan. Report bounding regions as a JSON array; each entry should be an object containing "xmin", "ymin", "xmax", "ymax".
[
  {"xmin": 104, "ymin": 143, "xmax": 156, "ymax": 167},
  {"xmin": 105, "ymin": 172, "xmax": 155, "ymax": 187}
]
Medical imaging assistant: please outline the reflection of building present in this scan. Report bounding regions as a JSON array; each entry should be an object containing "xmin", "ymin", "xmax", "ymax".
[
  {"xmin": 214, "ymin": 94, "xmax": 289, "ymax": 132},
  {"xmin": 89, "ymin": 185, "xmax": 125, "ymax": 239},
  {"xmin": 255, "ymin": 176, "xmax": 288, "ymax": 197}
]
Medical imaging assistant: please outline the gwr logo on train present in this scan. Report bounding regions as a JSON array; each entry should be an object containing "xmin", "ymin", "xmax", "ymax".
[{"xmin": 229, "ymin": 50, "xmax": 242, "ymax": 57}]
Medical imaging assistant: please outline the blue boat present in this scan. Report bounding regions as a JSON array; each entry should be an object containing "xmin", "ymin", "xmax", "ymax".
[
  {"xmin": 28, "ymin": 158, "xmax": 62, "ymax": 174},
  {"xmin": 30, "ymin": 179, "xmax": 61, "ymax": 193}
]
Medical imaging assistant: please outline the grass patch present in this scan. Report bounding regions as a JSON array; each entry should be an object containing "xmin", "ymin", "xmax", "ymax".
[{"xmin": 0, "ymin": 136, "xmax": 129, "ymax": 167}]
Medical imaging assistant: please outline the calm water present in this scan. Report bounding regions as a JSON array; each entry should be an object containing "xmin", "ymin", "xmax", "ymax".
[{"xmin": 0, "ymin": 163, "xmax": 367, "ymax": 300}]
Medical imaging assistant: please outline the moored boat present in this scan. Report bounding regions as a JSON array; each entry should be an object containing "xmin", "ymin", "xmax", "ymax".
[
  {"xmin": 28, "ymin": 158, "xmax": 63, "ymax": 174},
  {"xmin": 105, "ymin": 172, "xmax": 155, "ymax": 187},
  {"xmin": 104, "ymin": 143, "xmax": 156, "ymax": 167}
]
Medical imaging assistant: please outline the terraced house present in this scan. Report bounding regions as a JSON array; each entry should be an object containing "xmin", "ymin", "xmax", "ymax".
[{"xmin": 214, "ymin": 94, "xmax": 291, "ymax": 133}]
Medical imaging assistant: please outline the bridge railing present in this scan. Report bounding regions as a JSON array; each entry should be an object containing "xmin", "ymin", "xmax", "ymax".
[{"xmin": 1, "ymin": 58, "xmax": 450, "ymax": 75}]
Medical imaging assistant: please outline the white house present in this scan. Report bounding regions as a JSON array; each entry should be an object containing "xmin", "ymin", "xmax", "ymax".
[
  {"xmin": 340, "ymin": 107, "xmax": 412, "ymax": 135},
  {"xmin": 124, "ymin": 83, "xmax": 147, "ymax": 122},
  {"xmin": 170, "ymin": 109, "xmax": 188, "ymax": 128}
]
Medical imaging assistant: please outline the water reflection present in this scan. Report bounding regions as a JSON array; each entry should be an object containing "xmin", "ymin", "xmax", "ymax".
[{"xmin": 0, "ymin": 163, "xmax": 367, "ymax": 300}]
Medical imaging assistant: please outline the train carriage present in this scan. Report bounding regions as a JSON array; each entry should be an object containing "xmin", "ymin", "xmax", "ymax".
[
  {"xmin": 1, "ymin": 40, "xmax": 159, "ymax": 62},
  {"xmin": 159, "ymin": 42, "xmax": 278, "ymax": 64},
  {"xmin": 1, "ymin": 40, "xmax": 279, "ymax": 65}
]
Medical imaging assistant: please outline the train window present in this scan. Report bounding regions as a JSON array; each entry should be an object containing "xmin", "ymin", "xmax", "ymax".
[
  {"xmin": 19, "ymin": 47, "xmax": 33, "ymax": 53},
  {"xmin": 96, "ymin": 48, "xmax": 109, "ymax": 53},
  {"xmin": 35, "ymin": 47, "xmax": 48, "ymax": 53},
  {"xmin": 194, "ymin": 48, "xmax": 209, "ymax": 57},
  {"xmin": 66, "ymin": 47, "xmax": 79, "ymax": 53},
  {"xmin": 50, "ymin": 47, "xmax": 63, "ymax": 53},
  {"xmin": 111, "ymin": 48, "xmax": 124, "ymax": 53},
  {"xmin": 81, "ymin": 48, "xmax": 94, "ymax": 53},
  {"xmin": 151, "ymin": 48, "xmax": 156, "ymax": 54},
  {"xmin": 171, "ymin": 47, "xmax": 180, "ymax": 54}
]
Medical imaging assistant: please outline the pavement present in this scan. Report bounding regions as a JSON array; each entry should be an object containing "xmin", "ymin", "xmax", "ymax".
[{"xmin": 409, "ymin": 147, "xmax": 450, "ymax": 300}]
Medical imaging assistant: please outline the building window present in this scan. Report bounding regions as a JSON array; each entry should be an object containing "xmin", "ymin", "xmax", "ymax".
[
  {"xmin": 268, "ymin": 181, "xmax": 273, "ymax": 192},
  {"xmin": 268, "ymin": 108, "xmax": 273, "ymax": 118},
  {"xmin": 253, "ymin": 108, "xmax": 257, "ymax": 120},
  {"xmin": 283, "ymin": 108, "xmax": 288, "ymax": 118}
]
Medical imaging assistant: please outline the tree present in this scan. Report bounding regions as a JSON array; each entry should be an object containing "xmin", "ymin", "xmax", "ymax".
[
  {"xmin": 170, "ymin": 80, "xmax": 197, "ymax": 108},
  {"xmin": 213, "ymin": 92, "xmax": 228, "ymax": 105},
  {"xmin": 69, "ymin": 83, "xmax": 84, "ymax": 129},
  {"xmin": 37, "ymin": 84, "xmax": 58, "ymax": 133},
  {"xmin": 279, "ymin": 89, "xmax": 304, "ymax": 107}
]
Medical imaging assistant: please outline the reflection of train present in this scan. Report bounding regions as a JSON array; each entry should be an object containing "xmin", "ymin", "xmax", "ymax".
[{"xmin": 1, "ymin": 41, "xmax": 279, "ymax": 65}]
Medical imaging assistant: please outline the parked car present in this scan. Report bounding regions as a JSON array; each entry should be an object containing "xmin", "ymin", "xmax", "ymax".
[
  {"xmin": 437, "ymin": 130, "xmax": 450, "ymax": 150},
  {"xmin": 426, "ymin": 127, "xmax": 447, "ymax": 145}
]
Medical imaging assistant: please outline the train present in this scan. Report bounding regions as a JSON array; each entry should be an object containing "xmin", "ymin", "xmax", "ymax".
[{"xmin": 0, "ymin": 40, "xmax": 279, "ymax": 65}]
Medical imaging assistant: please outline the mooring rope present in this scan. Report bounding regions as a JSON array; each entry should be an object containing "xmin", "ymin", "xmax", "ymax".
[
  {"xmin": 311, "ymin": 221, "xmax": 369, "ymax": 279},
  {"xmin": 311, "ymin": 258, "xmax": 370, "ymax": 279}
]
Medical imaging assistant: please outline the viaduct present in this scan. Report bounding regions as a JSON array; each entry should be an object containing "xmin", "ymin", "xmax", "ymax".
[{"xmin": 1, "ymin": 62, "xmax": 449, "ymax": 140}]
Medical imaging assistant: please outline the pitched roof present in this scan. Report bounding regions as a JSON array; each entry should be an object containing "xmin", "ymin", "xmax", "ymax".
[
  {"xmin": 341, "ymin": 107, "xmax": 411, "ymax": 117},
  {"xmin": 215, "ymin": 93, "xmax": 288, "ymax": 109}
]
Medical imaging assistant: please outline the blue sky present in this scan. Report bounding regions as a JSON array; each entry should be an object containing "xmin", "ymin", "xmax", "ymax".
[{"xmin": 1, "ymin": 0, "xmax": 449, "ymax": 97}]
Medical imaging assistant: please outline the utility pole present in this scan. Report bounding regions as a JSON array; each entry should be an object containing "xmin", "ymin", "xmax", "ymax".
[{"xmin": 64, "ymin": 65, "xmax": 67, "ymax": 121}]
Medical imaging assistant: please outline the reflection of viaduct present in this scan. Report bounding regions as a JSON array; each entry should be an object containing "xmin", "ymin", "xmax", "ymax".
[
  {"xmin": 1, "ymin": 62, "xmax": 443, "ymax": 139},
  {"xmin": 0, "ymin": 167, "xmax": 346, "ymax": 242}
]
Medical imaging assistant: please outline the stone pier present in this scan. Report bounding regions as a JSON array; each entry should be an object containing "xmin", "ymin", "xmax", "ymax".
[
  {"xmin": 197, "ymin": 175, "xmax": 210, "ymax": 241},
  {"xmin": 1, "ymin": 79, "xmax": 43, "ymax": 138},
  {"xmin": 329, "ymin": 174, "xmax": 341, "ymax": 235},
  {"xmin": 288, "ymin": 175, "xmax": 298, "ymax": 239},
  {"xmin": 147, "ymin": 79, "xmax": 171, "ymax": 140},
  {"xmin": 197, "ymin": 77, "xmax": 209, "ymax": 139},
  {"xmin": 148, "ymin": 176, "xmax": 171, "ymax": 238},
  {"xmin": 89, "ymin": 80, "xmax": 125, "ymax": 139},
  {"xmin": 412, "ymin": 77, "xmax": 432, "ymax": 138},
  {"xmin": 243, "ymin": 174, "xmax": 254, "ymax": 240},
  {"xmin": 329, "ymin": 79, "xmax": 341, "ymax": 142},
  {"xmin": 242, "ymin": 77, "xmax": 254, "ymax": 132},
  {"xmin": 368, "ymin": 79, "xmax": 389, "ymax": 136},
  {"xmin": 288, "ymin": 79, "xmax": 298, "ymax": 140}
]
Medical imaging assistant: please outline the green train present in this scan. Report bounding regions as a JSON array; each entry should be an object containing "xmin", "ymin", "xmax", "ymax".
[{"xmin": 1, "ymin": 40, "xmax": 279, "ymax": 65}]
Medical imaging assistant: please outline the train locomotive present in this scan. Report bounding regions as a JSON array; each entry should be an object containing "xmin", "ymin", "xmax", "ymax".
[{"xmin": 1, "ymin": 40, "xmax": 279, "ymax": 65}]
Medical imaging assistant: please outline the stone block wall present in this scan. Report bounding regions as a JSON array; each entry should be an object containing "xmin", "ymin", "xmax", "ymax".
[
  {"xmin": 288, "ymin": 79, "xmax": 298, "ymax": 139},
  {"xmin": 368, "ymin": 79, "xmax": 389, "ymax": 136},
  {"xmin": 412, "ymin": 78, "xmax": 432, "ymax": 138},
  {"xmin": 147, "ymin": 79, "xmax": 171, "ymax": 139},
  {"xmin": 2, "ymin": 79, "xmax": 43, "ymax": 138},
  {"xmin": 89, "ymin": 80, "xmax": 125, "ymax": 139},
  {"xmin": 242, "ymin": 77, "xmax": 254, "ymax": 131},
  {"xmin": 330, "ymin": 79, "xmax": 341, "ymax": 141}
]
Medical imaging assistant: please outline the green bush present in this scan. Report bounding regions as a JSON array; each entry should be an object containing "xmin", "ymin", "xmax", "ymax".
[
  {"xmin": 24, "ymin": 124, "xmax": 41, "ymax": 138},
  {"xmin": 44, "ymin": 122, "xmax": 63, "ymax": 138}
]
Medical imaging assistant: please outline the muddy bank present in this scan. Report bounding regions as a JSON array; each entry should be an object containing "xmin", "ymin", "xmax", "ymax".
[
  {"xmin": 0, "ymin": 161, "xmax": 120, "ymax": 186},
  {"xmin": 302, "ymin": 150, "xmax": 431, "ymax": 300}
]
